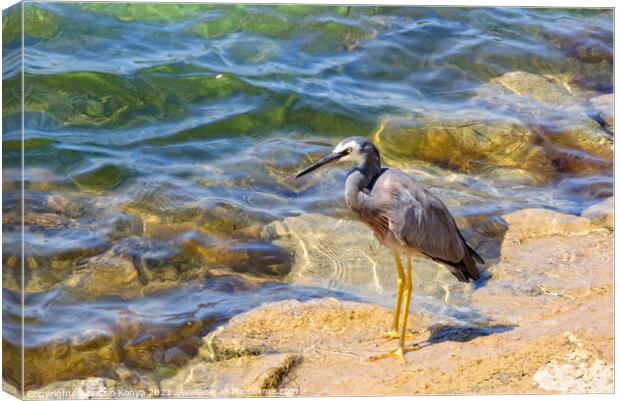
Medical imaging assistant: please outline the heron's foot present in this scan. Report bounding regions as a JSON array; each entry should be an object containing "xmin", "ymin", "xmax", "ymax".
[{"xmin": 368, "ymin": 344, "xmax": 421, "ymax": 363}]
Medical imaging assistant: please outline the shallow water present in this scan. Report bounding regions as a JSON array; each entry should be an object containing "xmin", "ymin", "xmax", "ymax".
[{"xmin": 2, "ymin": 3, "xmax": 613, "ymax": 388}]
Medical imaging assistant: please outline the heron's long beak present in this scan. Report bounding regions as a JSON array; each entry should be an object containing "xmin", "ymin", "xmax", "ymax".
[{"xmin": 294, "ymin": 151, "xmax": 346, "ymax": 179}]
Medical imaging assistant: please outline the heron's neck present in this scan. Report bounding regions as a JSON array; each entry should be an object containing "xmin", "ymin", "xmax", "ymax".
[{"xmin": 345, "ymin": 151, "xmax": 381, "ymax": 209}]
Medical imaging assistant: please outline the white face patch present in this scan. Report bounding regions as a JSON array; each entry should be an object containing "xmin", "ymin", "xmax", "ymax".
[{"xmin": 333, "ymin": 140, "xmax": 363, "ymax": 163}]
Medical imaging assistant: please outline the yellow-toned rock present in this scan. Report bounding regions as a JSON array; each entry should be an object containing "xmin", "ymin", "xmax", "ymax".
[{"xmin": 373, "ymin": 116, "xmax": 553, "ymax": 184}]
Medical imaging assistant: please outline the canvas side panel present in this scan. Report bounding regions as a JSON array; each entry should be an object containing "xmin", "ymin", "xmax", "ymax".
[{"xmin": 2, "ymin": 1, "xmax": 24, "ymax": 399}]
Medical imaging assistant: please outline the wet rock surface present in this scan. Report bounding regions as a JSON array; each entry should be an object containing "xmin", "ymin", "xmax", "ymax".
[
  {"xmin": 62, "ymin": 249, "xmax": 144, "ymax": 299},
  {"xmin": 374, "ymin": 116, "xmax": 553, "ymax": 184},
  {"xmin": 478, "ymin": 71, "xmax": 612, "ymax": 162},
  {"xmin": 489, "ymin": 71, "xmax": 583, "ymax": 108},
  {"xmin": 264, "ymin": 213, "xmax": 478, "ymax": 313},
  {"xmin": 59, "ymin": 236, "xmax": 206, "ymax": 299},
  {"xmin": 264, "ymin": 215, "xmax": 396, "ymax": 293}
]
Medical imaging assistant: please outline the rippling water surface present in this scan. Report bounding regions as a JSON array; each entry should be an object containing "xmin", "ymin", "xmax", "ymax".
[{"xmin": 2, "ymin": 3, "xmax": 613, "ymax": 388}]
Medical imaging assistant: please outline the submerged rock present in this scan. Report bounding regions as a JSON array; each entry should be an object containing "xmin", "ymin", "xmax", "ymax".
[
  {"xmin": 124, "ymin": 183, "xmax": 273, "ymax": 239},
  {"xmin": 481, "ymin": 70, "xmax": 612, "ymax": 140},
  {"xmin": 46, "ymin": 194, "xmax": 84, "ymax": 219},
  {"xmin": 2, "ymin": 191, "xmax": 115, "ymax": 293},
  {"xmin": 581, "ymin": 196, "xmax": 613, "ymax": 230},
  {"xmin": 539, "ymin": 20, "xmax": 612, "ymax": 65},
  {"xmin": 218, "ymin": 242, "xmax": 292, "ymax": 277},
  {"xmin": 373, "ymin": 115, "xmax": 553, "ymax": 184},
  {"xmin": 488, "ymin": 71, "xmax": 582, "ymax": 108},
  {"xmin": 542, "ymin": 73, "xmax": 596, "ymax": 99},
  {"xmin": 63, "ymin": 250, "xmax": 144, "ymax": 299},
  {"xmin": 541, "ymin": 125, "xmax": 612, "ymax": 177},
  {"xmin": 61, "ymin": 236, "xmax": 205, "ymax": 299},
  {"xmin": 475, "ymin": 71, "xmax": 613, "ymax": 178},
  {"xmin": 264, "ymin": 214, "xmax": 396, "ymax": 294},
  {"xmin": 184, "ymin": 5, "xmax": 378, "ymax": 52},
  {"xmin": 59, "ymin": 231, "xmax": 290, "ymax": 301},
  {"xmin": 264, "ymin": 213, "xmax": 477, "ymax": 304},
  {"xmin": 114, "ymin": 317, "xmax": 205, "ymax": 372},
  {"xmin": 2, "ymin": 3, "xmax": 62, "ymax": 45},
  {"xmin": 72, "ymin": 164, "xmax": 133, "ymax": 193},
  {"xmin": 2, "ymin": 329, "xmax": 121, "ymax": 391},
  {"xmin": 4, "ymin": 304, "xmax": 207, "ymax": 391},
  {"xmin": 371, "ymin": 94, "xmax": 609, "ymax": 191}
]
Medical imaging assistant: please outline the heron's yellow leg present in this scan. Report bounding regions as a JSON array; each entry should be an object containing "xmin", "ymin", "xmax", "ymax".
[
  {"xmin": 376, "ymin": 252, "xmax": 409, "ymax": 340},
  {"xmin": 369, "ymin": 256, "xmax": 420, "ymax": 363},
  {"xmin": 381, "ymin": 251, "xmax": 416, "ymax": 340},
  {"xmin": 386, "ymin": 251, "xmax": 405, "ymax": 337},
  {"xmin": 399, "ymin": 256, "xmax": 413, "ymax": 346}
]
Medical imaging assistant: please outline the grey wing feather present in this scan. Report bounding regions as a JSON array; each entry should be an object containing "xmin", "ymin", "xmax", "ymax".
[
  {"xmin": 384, "ymin": 177, "xmax": 464, "ymax": 262},
  {"xmin": 372, "ymin": 170, "xmax": 481, "ymax": 282}
]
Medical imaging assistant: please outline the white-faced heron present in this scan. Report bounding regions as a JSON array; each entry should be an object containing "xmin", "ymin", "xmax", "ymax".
[{"xmin": 295, "ymin": 136, "xmax": 484, "ymax": 362}]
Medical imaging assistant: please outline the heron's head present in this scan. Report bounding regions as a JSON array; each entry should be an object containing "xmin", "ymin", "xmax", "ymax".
[{"xmin": 295, "ymin": 136, "xmax": 379, "ymax": 179}]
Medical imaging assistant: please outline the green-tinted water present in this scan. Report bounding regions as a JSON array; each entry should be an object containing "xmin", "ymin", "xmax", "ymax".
[{"xmin": 2, "ymin": 2, "xmax": 613, "ymax": 389}]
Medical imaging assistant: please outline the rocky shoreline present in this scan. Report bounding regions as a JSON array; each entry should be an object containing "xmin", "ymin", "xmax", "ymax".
[{"xmin": 8, "ymin": 196, "xmax": 613, "ymax": 398}]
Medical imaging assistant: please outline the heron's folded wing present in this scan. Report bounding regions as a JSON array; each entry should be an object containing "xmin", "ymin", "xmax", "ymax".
[{"xmin": 384, "ymin": 181, "xmax": 465, "ymax": 263}]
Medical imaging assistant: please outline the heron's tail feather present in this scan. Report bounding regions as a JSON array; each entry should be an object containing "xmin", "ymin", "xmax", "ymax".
[
  {"xmin": 426, "ymin": 251, "xmax": 481, "ymax": 283},
  {"xmin": 458, "ymin": 231, "xmax": 485, "ymax": 265},
  {"xmin": 422, "ymin": 235, "xmax": 483, "ymax": 283},
  {"xmin": 460, "ymin": 247, "xmax": 481, "ymax": 281},
  {"xmin": 466, "ymin": 242, "xmax": 485, "ymax": 265},
  {"xmin": 445, "ymin": 262, "xmax": 471, "ymax": 283}
]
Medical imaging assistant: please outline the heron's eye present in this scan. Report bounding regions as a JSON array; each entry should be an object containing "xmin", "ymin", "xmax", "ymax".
[{"xmin": 346, "ymin": 147, "xmax": 353, "ymax": 154}]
